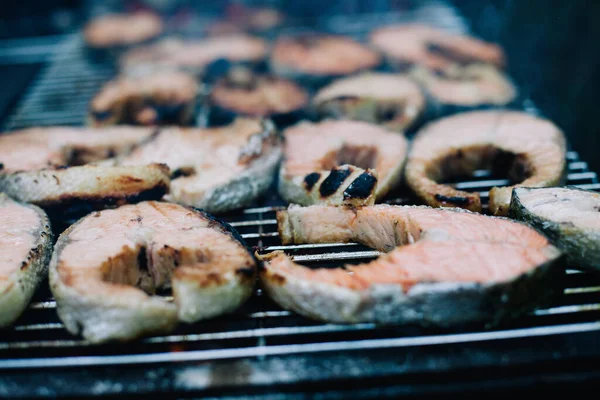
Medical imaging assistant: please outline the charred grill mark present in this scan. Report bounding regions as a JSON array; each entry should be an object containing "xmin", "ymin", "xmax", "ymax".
[
  {"xmin": 304, "ymin": 172, "xmax": 321, "ymax": 191},
  {"xmin": 434, "ymin": 194, "xmax": 472, "ymax": 206},
  {"xmin": 52, "ymin": 174, "xmax": 60, "ymax": 185},
  {"xmin": 320, "ymin": 167, "xmax": 353, "ymax": 197},
  {"xmin": 171, "ymin": 167, "xmax": 196, "ymax": 179},
  {"xmin": 137, "ymin": 246, "xmax": 148, "ymax": 272},
  {"xmin": 343, "ymin": 171, "xmax": 377, "ymax": 199},
  {"xmin": 426, "ymin": 42, "xmax": 481, "ymax": 66},
  {"xmin": 236, "ymin": 266, "xmax": 255, "ymax": 279},
  {"xmin": 332, "ymin": 95, "xmax": 361, "ymax": 102}
]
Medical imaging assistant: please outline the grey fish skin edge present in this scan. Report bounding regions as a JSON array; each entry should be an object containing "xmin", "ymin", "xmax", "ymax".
[{"xmin": 509, "ymin": 186, "xmax": 600, "ymax": 272}]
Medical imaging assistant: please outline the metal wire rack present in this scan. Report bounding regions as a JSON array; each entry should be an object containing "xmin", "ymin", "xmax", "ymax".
[{"xmin": 0, "ymin": 1, "xmax": 599, "ymax": 397}]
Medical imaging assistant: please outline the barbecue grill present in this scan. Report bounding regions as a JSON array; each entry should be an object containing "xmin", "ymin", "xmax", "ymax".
[{"xmin": 0, "ymin": 1, "xmax": 599, "ymax": 398}]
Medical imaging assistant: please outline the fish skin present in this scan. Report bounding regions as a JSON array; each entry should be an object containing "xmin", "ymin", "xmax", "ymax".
[
  {"xmin": 49, "ymin": 201, "xmax": 256, "ymax": 343},
  {"xmin": 278, "ymin": 120, "xmax": 408, "ymax": 207},
  {"xmin": 509, "ymin": 186, "xmax": 600, "ymax": 272},
  {"xmin": 0, "ymin": 193, "xmax": 53, "ymax": 327},
  {"xmin": 404, "ymin": 110, "xmax": 566, "ymax": 216},
  {"xmin": 261, "ymin": 204, "xmax": 563, "ymax": 326}
]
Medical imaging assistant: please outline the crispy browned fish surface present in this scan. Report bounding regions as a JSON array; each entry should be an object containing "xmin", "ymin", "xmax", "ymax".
[
  {"xmin": 404, "ymin": 110, "xmax": 566, "ymax": 215},
  {"xmin": 50, "ymin": 201, "xmax": 257, "ymax": 343},
  {"xmin": 0, "ymin": 127, "xmax": 169, "ymax": 207}
]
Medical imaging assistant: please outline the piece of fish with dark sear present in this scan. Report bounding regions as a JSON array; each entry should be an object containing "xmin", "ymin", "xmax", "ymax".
[
  {"xmin": 278, "ymin": 120, "xmax": 408, "ymax": 206},
  {"xmin": 404, "ymin": 110, "xmax": 566, "ymax": 215},
  {"xmin": 0, "ymin": 193, "xmax": 53, "ymax": 327},
  {"xmin": 117, "ymin": 118, "xmax": 281, "ymax": 213},
  {"xmin": 49, "ymin": 201, "xmax": 257, "ymax": 343},
  {"xmin": 260, "ymin": 204, "xmax": 563, "ymax": 327},
  {"xmin": 510, "ymin": 186, "xmax": 600, "ymax": 272},
  {"xmin": 0, "ymin": 127, "xmax": 170, "ymax": 208}
]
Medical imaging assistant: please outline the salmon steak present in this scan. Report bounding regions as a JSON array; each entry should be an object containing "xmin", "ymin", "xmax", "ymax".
[
  {"xmin": 0, "ymin": 193, "xmax": 53, "ymax": 327},
  {"xmin": 312, "ymin": 72, "xmax": 426, "ymax": 132},
  {"xmin": 510, "ymin": 186, "xmax": 600, "ymax": 272},
  {"xmin": 49, "ymin": 201, "xmax": 257, "ymax": 343},
  {"xmin": 117, "ymin": 118, "xmax": 281, "ymax": 213},
  {"xmin": 369, "ymin": 23, "xmax": 505, "ymax": 71},
  {"xmin": 404, "ymin": 110, "xmax": 566, "ymax": 215},
  {"xmin": 260, "ymin": 204, "xmax": 562, "ymax": 326},
  {"xmin": 119, "ymin": 35, "xmax": 268, "ymax": 75},
  {"xmin": 88, "ymin": 70, "xmax": 199, "ymax": 127},
  {"xmin": 0, "ymin": 127, "xmax": 170, "ymax": 207},
  {"xmin": 278, "ymin": 120, "xmax": 408, "ymax": 207}
]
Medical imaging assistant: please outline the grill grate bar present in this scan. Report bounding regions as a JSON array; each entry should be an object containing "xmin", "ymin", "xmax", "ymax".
[{"xmin": 1, "ymin": 321, "xmax": 599, "ymax": 370}]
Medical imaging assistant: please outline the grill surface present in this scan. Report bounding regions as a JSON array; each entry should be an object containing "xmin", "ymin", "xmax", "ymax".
[{"xmin": 1, "ymin": 1, "xmax": 599, "ymax": 398}]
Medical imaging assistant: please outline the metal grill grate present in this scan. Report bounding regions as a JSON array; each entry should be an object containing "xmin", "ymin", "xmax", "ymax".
[{"xmin": 1, "ymin": 1, "xmax": 599, "ymax": 397}]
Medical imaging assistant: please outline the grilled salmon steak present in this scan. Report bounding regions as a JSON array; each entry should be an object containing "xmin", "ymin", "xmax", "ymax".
[
  {"xmin": 369, "ymin": 23, "xmax": 505, "ymax": 71},
  {"xmin": 89, "ymin": 70, "xmax": 199, "ymax": 127},
  {"xmin": 0, "ymin": 193, "xmax": 53, "ymax": 327},
  {"xmin": 404, "ymin": 110, "xmax": 566, "ymax": 215},
  {"xmin": 278, "ymin": 120, "xmax": 408, "ymax": 207},
  {"xmin": 117, "ymin": 118, "xmax": 281, "ymax": 213},
  {"xmin": 50, "ymin": 201, "xmax": 256, "ymax": 343},
  {"xmin": 312, "ymin": 72, "xmax": 426, "ymax": 132},
  {"xmin": 120, "ymin": 35, "xmax": 268, "ymax": 74},
  {"xmin": 510, "ymin": 186, "xmax": 600, "ymax": 272},
  {"xmin": 0, "ymin": 127, "xmax": 170, "ymax": 207},
  {"xmin": 260, "ymin": 204, "xmax": 562, "ymax": 326}
]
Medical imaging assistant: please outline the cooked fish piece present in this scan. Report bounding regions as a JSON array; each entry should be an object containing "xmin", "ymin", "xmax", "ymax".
[
  {"xmin": 0, "ymin": 193, "xmax": 53, "ymax": 327},
  {"xmin": 404, "ymin": 110, "xmax": 566, "ymax": 215},
  {"xmin": 84, "ymin": 12, "xmax": 163, "ymax": 50},
  {"xmin": 270, "ymin": 34, "xmax": 382, "ymax": 85},
  {"xmin": 278, "ymin": 120, "xmax": 408, "ymax": 206},
  {"xmin": 369, "ymin": 23, "xmax": 505, "ymax": 71},
  {"xmin": 209, "ymin": 66, "xmax": 308, "ymax": 122},
  {"xmin": 260, "ymin": 204, "xmax": 562, "ymax": 326},
  {"xmin": 312, "ymin": 72, "xmax": 426, "ymax": 132},
  {"xmin": 89, "ymin": 70, "xmax": 199, "ymax": 127},
  {"xmin": 0, "ymin": 127, "xmax": 170, "ymax": 207},
  {"xmin": 510, "ymin": 186, "xmax": 600, "ymax": 271},
  {"xmin": 117, "ymin": 118, "xmax": 281, "ymax": 213},
  {"xmin": 119, "ymin": 35, "xmax": 268, "ymax": 74},
  {"xmin": 410, "ymin": 63, "xmax": 516, "ymax": 107},
  {"xmin": 50, "ymin": 201, "xmax": 256, "ymax": 343}
]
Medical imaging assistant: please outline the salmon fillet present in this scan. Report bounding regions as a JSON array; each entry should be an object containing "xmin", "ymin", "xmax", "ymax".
[
  {"xmin": 261, "ymin": 204, "xmax": 562, "ymax": 326},
  {"xmin": 50, "ymin": 201, "xmax": 256, "ymax": 343},
  {"xmin": 404, "ymin": 110, "xmax": 566, "ymax": 215},
  {"xmin": 117, "ymin": 118, "xmax": 281, "ymax": 213},
  {"xmin": 0, "ymin": 193, "xmax": 53, "ymax": 327},
  {"xmin": 0, "ymin": 127, "xmax": 170, "ymax": 207},
  {"xmin": 278, "ymin": 120, "xmax": 408, "ymax": 206}
]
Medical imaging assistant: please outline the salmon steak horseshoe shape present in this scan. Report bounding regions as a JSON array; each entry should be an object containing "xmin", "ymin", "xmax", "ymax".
[
  {"xmin": 259, "ymin": 204, "xmax": 563, "ymax": 327},
  {"xmin": 49, "ymin": 201, "xmax": 257, "ymax": 343},
  {"xmin": 404, "ymin": 110, "xmax": 566, "ymax": 215},
  {"xmin": 278, "ymin": 120, "xmax": 408, "ymax": 207}
]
